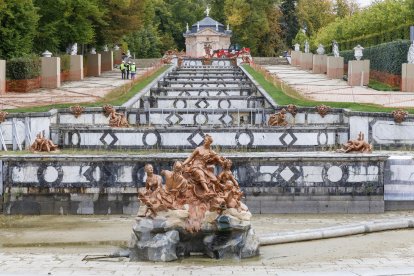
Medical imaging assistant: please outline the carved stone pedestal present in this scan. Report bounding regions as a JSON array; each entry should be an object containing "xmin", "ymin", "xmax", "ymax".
[
  {"xmin": 41, "ymin": 57, "xmax": 61, "ymax": 88},
  {"xmin": 401, "ymin": 63, "xmax": 414, "ymax": 92},
  {"xmin": 327, "ymin": 57, "xmax": 344, "ymax": 79},
  {"xmin": 312, "ymin": 55, "xmax": 327, "ymax": 74},
  {"xmin": 291, "ymin": 51, "xmax": 301, "ymax": 66},
  {"xmin": 300, "ymin": 53, "xmax": 313, "ymax": 71},
  {"xmin": 101, "ymin": 51, "xmax": 114, "ymax": 72},
  {"xmin": 69, "ymin": 55, "xmax": 83, "ymax": 81},
  {"xmin": 0, "ymin": 60, "xmax": 5, "ymax": 94},
  {"xmin": 87, "ymin": 53, "xmax": 101, "ymax": 77},
  {"xmin": 348, "ymin": 60, "xmax": 370, "ymax": 86}
]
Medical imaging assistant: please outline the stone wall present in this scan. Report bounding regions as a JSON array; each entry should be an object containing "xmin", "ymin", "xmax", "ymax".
[{"xmin": 1, "ymin": 153, "xmax": 387, "ymax": 215}]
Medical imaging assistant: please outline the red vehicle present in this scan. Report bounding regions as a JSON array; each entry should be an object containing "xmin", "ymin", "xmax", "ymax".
[{"xmin": 212, "ymin": 46, "xmax": 251, "ymax": 59}]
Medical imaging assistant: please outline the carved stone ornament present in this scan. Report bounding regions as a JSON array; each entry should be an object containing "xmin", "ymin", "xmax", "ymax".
[
  {"xmin": 316, "ymin": 104, "xmax": 331, "ymax": 118},
  {"xmin": 30, "ymin": 132, "xmax": 59, "ymax": 153},
  {"xmin": 268, "ymin": 108, "xmax": 288, "ymax": 126},
  {"xmin": 70, "ymin": 105, "xmax": 85, "ymax": 118},
  {"xmin": 354, "ymin": 44, "xmax": 364, "ymax": 61},
  {"xmin": 392, "ymin": 109, "xmax": 409, "ymax": 123},
  {"xmin": 69, "ymin": 43, "xmax": 78, "ymax": 55},
  {"xmin": 304, "ymin": 40, "xmax": 310, "ymax": 53},
  {"xmin": 294, "ymin": 43, "xmax": 300, "ymax": 51},
  {"xmin": 103, "ymin": 104, "xmax": 129, "ymax": 128},
  {"xmin": 336, "ymin": 132, "xmax": 372, "ymax": 153},
  {"xmin": 332, "ymin": 40, "xmax": 340, "ymax": 58},
  {"xmin": 286, "ymin": 104, "xmax": 298, "ymax": 117},
  {"xmin": 0, "ymin": 111, "xmax": 8, "ymax": 123},
  {"xmin": 316, "ymin": 44, "xmax": 325, "ymax": 55},
  {"xmin": 408, "ymin": 41, "xmax": 414, "ymax": 64}
]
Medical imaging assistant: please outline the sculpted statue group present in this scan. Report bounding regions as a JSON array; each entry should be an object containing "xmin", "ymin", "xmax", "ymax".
[
  {"xmin": 138, "ymin": 134, "xmax": 245, "ymax": 232},
  {"xmin": 30, "ymin": 132, "xmax": 59, "ymax": 153},
  {"xmin": 337, "ymin": 132, "xmax": 372, "ymax": 153}
]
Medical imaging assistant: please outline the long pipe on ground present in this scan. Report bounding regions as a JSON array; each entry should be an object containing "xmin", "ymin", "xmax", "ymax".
[{"xmin": 258, "ymin": 218, "xmax": 414, "ymax": 246}]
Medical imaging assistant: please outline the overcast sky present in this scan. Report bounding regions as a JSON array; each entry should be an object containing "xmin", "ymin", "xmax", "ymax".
[{"xmin": 356, "ymin": 0, "xmax": 375, "ymax": 7}]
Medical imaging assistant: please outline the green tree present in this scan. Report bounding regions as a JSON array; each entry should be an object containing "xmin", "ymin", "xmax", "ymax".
[
  {"xmin": 296, "ymin": 0, "xmax": 335, "ymax": 37},
  {"xmin": 126, "ymin": 25, "xmax": 162, "ymax": 58},
  {"xmin": 33, "ymin": 0, "xmax": 105, "ymax": 54},
  {"xmin": 280, "ymin": 0, "xmax": 299, "ymax": 47},
  {"xmin": 96, "ymin": 0, "xmax": 145, "ymax": 46},
  {"xmin": 335, "ymin": 0, "xmax": 359, "ymax": 18},
  {"xmin": 0, "ymin": 0, "xmax": 39, "ymax": 59}
]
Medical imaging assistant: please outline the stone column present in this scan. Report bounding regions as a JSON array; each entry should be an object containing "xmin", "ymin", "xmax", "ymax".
[
  {"xmin": 101, "ymin": 51, "xmax": 113, "ymax": 72},
  {"xmin": 87, "ymin": 53, "xmax": 101, "ymax": 77},
  {"xmin": 0, "ymin": 60, "xmax": 5, "ymax": 94},
  {"xmin": 300, "ymin": 53, "xmax": 313, "ymax": 71},
  {"xmin": 41, "ymin": 57, "xmax": 61, "ymax": 88},
  {"xmin": 348, "ymin": 60, "xmax": 370, "ymax": 86},
  {"xmin": 114, "ymin": 50, "xmax": 122, "ymax": 65},
  {"xmin": 69, "ymin": 55, "xmax": 83, "ymax": 81},
  {"xmin": 291, "ymin": 51, "xmax": 301, "ymax": 66},
  {"xmin": 327, "ymin": 57, "xmax": 344, "ymax": 79},
  {"xmin": 312, "ymin": 55, "xmax": 327, "ymax": 74},
  {"xmin": 401, "ymin": 63, "xmax": 414, "ymax": 92}
]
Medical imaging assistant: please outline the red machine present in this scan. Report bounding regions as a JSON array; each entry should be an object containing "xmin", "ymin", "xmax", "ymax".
[{"xmin": 212, "ymin": 47, "xmax": 251, "ymax": 59}]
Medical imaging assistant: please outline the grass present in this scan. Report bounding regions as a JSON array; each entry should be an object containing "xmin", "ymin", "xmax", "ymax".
[
  {"xmin": 243, "ymin": 64, "xmax": 414, "ymax": 114},
  {"xmin": 368, "ymin": 79, "xmax": 399, "ymax": 91},
  {"xmin": 6, "ymin": 65, "xmax": 170, "ymax": 113}
]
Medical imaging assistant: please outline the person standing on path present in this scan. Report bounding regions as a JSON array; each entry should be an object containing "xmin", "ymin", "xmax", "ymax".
[
  {"xmin": 126, "ymin": 62, "xmax": 131, "ymax": 79},
  {"xmin": 120, "ymin": 61, "xmax": 126, "ymax": 79},
  {"xmin": 130, "ymin": 62, "xmax": 137, "ymax": 80}
]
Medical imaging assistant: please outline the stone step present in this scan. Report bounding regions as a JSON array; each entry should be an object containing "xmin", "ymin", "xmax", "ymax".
[
  {"xmin": 149, "ymin": 89, "xmax": 258, "ymax": 97},
  {"xmin": 177, "ymin": 68, "xmax": 239, "ymax": 73},
  {"xmin": 168, "ymin": 72, "xmax": 244, "ymax": 77},
  {"xmin": 140, "ymin": 95, "xmax": 269, "ymax": 109},
  {"xmin": 163, "ymin": 76, "xmax": 248, "ymax": 81},
  {"xmin": 159, "ymin": 80, "xmax": 253, "ymax": 88},
  {"xmin": 53, "ymin": 125, "xmax": 349, "ymax": 150}
]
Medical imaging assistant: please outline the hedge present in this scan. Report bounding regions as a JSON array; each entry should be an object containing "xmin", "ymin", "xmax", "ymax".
[
  {"xmin": 6, "ymin": 55, "xmax": 41, "ymax": 80},
  {"xmin": 60, "ymin": 54, "xmax": 71, "ymax": 72},
  {"xmin": 339, "ymin": 40, "xmax": 410, "ymax": 76}
]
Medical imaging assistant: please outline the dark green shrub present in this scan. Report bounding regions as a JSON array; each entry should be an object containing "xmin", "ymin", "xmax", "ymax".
[
  {"xmin": 339, "ymin": 40, "xmax": 410, "ymax": 76},
  {"xmin": 60, "ymin": 54, "xmax": 71, "ymax": 72},
  {"xmin": 6, "ymin": 55, "xmax": 41, "ymax": 80}
]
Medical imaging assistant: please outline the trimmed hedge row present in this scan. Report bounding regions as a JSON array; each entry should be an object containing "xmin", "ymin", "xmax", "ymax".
[
  {"xmin": 326, "ymin": 25, "xmax": 410, "ymax": 52},
  {"xmin": 339, "ymin": 40, "xmax": 410, "ymax": 76},
  {"xmin": 6, "ymin": 56, "xmax": 41, "ymax": 80}
]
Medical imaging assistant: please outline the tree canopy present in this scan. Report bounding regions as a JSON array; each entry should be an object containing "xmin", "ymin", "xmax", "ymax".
[{"xmin": 5, "ymin": 0, "xmax": 412, "ymax": 59}]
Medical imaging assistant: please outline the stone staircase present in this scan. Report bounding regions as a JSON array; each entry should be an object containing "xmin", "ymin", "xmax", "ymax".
[{"xmin": 51, "ymin": 61, "xmax": 350, "ymax": 150}]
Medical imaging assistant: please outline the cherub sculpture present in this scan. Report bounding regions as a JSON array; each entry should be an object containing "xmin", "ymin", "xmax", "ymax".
[
  {"xmin": 268, "ymin": 108, "xmax": 288, "ymax": 126},
  {"xmin": 30, "ymin": 133, "xmax": 59, "ymax": 153},
  {"xmin": 337, "ymin": 132, "xmax": 373, "ymax": 153},
  {"xmin": 103, "ymin": 105, "xmax": 129, "ymax": 128}
]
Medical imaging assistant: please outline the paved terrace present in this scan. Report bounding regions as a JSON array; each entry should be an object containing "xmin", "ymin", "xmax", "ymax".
[
  {"xmin": 1, "ymin": 213, "xmax": 414, "ymax": 275},
  {"xmin": 0, "ymin": 68, "xmax": 153, "ymax": 110},
  {"xmin": 264, "ymin": 65, "xmax": 414, "ymax": 108}
]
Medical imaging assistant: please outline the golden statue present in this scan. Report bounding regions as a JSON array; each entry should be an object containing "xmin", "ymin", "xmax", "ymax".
[{"xmin": 30, "ymin": 133, "xmax": 59, "ymax": 153}]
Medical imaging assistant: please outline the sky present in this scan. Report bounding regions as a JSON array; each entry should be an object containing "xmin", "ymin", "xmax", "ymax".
[{"xmin": 356, "ymin": 0, "xmax": 375, "ymax": 7}]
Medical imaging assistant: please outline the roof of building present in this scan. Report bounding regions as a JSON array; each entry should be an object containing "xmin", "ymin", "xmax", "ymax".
[{"xmin": 187, "ymin": 16, "xmax": 230, "ymax": 34}]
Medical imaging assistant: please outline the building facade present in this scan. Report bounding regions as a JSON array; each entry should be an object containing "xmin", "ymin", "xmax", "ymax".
[{"xmin": 183, "ymin": 16, "xmax": 232, "ymax": 58}]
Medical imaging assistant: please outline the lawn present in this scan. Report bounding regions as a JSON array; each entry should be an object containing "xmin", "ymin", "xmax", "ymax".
[{"xmin": 243, "ymin": 65, "xmax": 414, "ymax": 114}]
